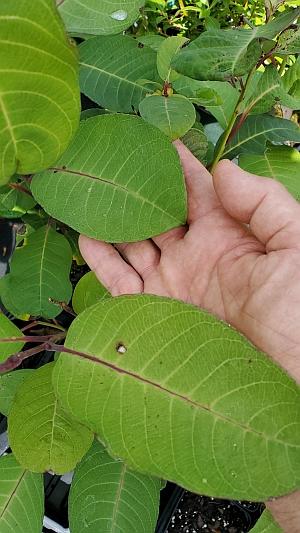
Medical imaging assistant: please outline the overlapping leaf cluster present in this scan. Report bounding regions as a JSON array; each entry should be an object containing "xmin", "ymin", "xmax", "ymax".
[{"xmin": 0, "ymin": 0, "xmax": 299, "ymax": 531}]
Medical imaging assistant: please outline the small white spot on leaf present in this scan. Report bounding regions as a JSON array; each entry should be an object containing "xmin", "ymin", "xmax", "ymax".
[{"xmin": 110, "ymin": 9, "xmax": 128, "ymax": 21}]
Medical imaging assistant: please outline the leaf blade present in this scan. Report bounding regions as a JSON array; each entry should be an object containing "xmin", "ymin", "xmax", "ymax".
[
  {"xmin": 0, "ymin": 454, "xmax": 44, "ymax": 533},
  {"xmin": 79, "ymin": 35, "xmax": 159, "ymax": 113},
  {"xmin": 31, "ymin": 115, "xmax": 187, "ymax": 243},
  {"xmin": 139, "ymin": 95, "xmax": 196, "ymax": 140},
  {"xmin": 53, "ymin": 295, "xmax": 300, "ymax": 501},
  {"xmin": 69, "ymin": 440, "xmax": 161, "ymax": 533},
  {"xmin": 8, "ymin": 363, "xmax": 93, "ymax": 474},
  {"xmin": 0, "ymin": 0, "xmax": 80, "ymax": 183},
  {"xmin": 0, "ymin": 225, "xmax": 73, "ymax": 319}
]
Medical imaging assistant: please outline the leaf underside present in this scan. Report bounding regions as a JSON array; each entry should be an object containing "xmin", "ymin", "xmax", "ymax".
[
  {"xmin": 31, "ymin": 115, "xmax": 187, "ymax": 243},
  {"xmin": 69, "ymin": 440, "xmax": 161, "ymax": 533},
  {"xmin": 0, "ymin": 454, "xmax": 44, "ymax": 533},
  {"xmin": 0, "ymin": 0, "xmax": 80, "ymax": 183},
  {"xmin": 8, "ymin": 363, "xmax": 93, "ymax": 474},
  {"xmin": 53, "ymin": 295, "xmax": 300, "ymax": 501},
  {"xmin": 0, "ymin": 225, "xmax": 73, "ymax": 318}
]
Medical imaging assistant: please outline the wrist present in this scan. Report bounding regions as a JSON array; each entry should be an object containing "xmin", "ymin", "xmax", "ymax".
[{"xmin": 266, "ymin": 490, "xmax": 300, "ymax": 532}]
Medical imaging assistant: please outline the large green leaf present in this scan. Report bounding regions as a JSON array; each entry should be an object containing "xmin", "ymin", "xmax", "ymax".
[
  {"xmin": 171, "ymin": 9, "xmax": 300, "ymax": 81},
  {"xmin": 0, "ymin": 313, "xmax": 24, "ymax": 363},
  {"xmin": 239, "ymin": 146, "xmax": 300, "ymax": 200},
  {"xmin": 69, "ymin": 440, "xmax": 161, "ymax": 533},
  {"xmin": 79, "ymin": 35, "xmax": 159, "ymax": 113},
  {"xmin": 31, "ymin": 115, "xmax": 187, "ymax": 243},
  {"xmin": 173, "ymin": 77, "xmax": 239, "ymax": 129},
  {"xmin": 249, "ymin": 510, "xmax": 281, "ymax": 532},
  {"xmin": 59, "ymin": 0, "xmax": 144, "ymax": 36},
  {"xmin": 0, "ymin": 225, "xmax": 73, "ymax": 319},
  {"xmin": 8, "ymin": 363, "xmax": 93, "ymax": 474},
  {"xmin": 172, "ymin": 29, "xmax": 261, "ymax": 81},
  {"xmin": 53, "ymin": 295, "xmax": 300, "ymax": 501},
  {"xmin": 222, "ymin": 115, "xmax": 300, "ymax": 159},
  {"xmin": 72, "ymin": 271, "xmax": 110, "ymax": 315},
  {"xmin": 0, "ymin": 454, "xmax": 44, "ymax": 533},
  {"xmin": 0, "ymin": 0, "xmax": 80, "ymax": 184},
  {"xmin": 0, "ymin": 370, "xmax": 33, "ymax": 415},
  {"xmin": 157, "ymin": 36, "xmax": 188, "ymax": 82},
  {"xmin": 139, "ymin": 95, "xmax": 196, "ymax": 140}
]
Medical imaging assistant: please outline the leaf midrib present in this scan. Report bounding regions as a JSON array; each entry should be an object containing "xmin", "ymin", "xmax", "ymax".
[
  {"xmin": 80, "ymin": 62, "xmax": 147, "ymax": 90},
  {"xmin": 50, "ymin": 167, "xmax": 182, "ymax": 224},
  {"xmin": 111, "ymin": 463, "xmax": 126, "ymax": 533},
  {"xmin": 61, "ymin": 345, "xmax": 295, "ymax": 447},
  {"xmin": 0, "ymin": 469, "xmax": 26, "ymax": 520}
]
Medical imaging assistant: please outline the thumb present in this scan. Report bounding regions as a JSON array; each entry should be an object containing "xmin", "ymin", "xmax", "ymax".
[{"xmin": 213, "ymin": 159, "xmax": 300, "ymax": 252}]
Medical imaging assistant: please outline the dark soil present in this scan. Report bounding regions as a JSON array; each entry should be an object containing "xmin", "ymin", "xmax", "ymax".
[{"xmin": 166, "ymin": 491, "xmax": 265, "ymax": 533}]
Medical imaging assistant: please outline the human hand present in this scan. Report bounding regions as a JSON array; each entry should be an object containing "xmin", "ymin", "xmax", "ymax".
[
  {"xmin": 80, "ymin": 141, "xmax": 300, "ymax": 531},
  {"xmin": 80, "ymin": 140, "xmax": 300, "ymax": 386}
]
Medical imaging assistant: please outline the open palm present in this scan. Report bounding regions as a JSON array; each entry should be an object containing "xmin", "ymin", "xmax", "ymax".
[{"xmin": 79, "ymin": 141, "xmax": 300, "ymax": 385}]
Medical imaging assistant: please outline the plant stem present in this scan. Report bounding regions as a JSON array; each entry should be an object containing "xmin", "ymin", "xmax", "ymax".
[
  {"xmin": 8, "ymin": 183, "xmax": 32, "ymax": 197},
  {"xmin": 278, "ymin": 57, "xmax": 287, "ymax": 75},
  {"xmin": 21, "ymin": 320, "xmax": 65, "ymax": 333},
  {"xmin": 0, "ymin": 343, "xmax": 47, "ymax": 372},
  {"xmin": 178, "ymin": 0, "xmax": 187, "ymax": 17},
  {"xmin": 209, "ymin": 67, "xmax": 256, "ymax": 173}
]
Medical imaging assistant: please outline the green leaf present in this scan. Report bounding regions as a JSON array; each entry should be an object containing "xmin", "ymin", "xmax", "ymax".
[
  {"xmin": 69, "ymin": 440, "xmax": 161, "ymax": 533},
  {"xmin": 59, "ymin": 0, "xmax": 144, "ymax": 36},
  {"xmin": 0, "ymin": 454, "xmax": 44, "ymax": 533},
  {"xmin": 157, "ymin": 36, "xmax": 188, "ymax": 82},
  {"xmin": 0, "ymin": 225, "xmax": 73, "ymax": 319},
  {"xmin": 72, "ymin": 271, "xmax": 110, "ymax": 315},
  {"xmin": 8, "ymin": 363, "xmax": 93, "ymax": 474},
  {"xmin": 53, "ymin": 294, "xmax": 300, "ymax": 501},
  {"xmin": 79, "ymin": 35, "xmax": 159, "ymax": 113},
  {"xmin": 249, "ymin": 509, "xmax": 282, "ymax": 532},
  {"xmin": 0, "ymin": 313, "xmax": 24, "ymax": 363},
  {"xmin": 282, "ymin": 58, "xmax": 300, "ymax": 106},
  {"xmin": 242, "ymin": 66, "xmax": 281, "ymax": 115},
  {"xmin": 277, "ymin": 27, "xmax": 300, "ymax": 54},
  {"xmin": 255, "ymin": 8, "xmax": 300, "ymax": 39},
  {"xmin": 137, "ymin": 34, "xmax": 165, "ymax": 51},
  {"xmin": 242, "ymin": 65, "xmax": 300, "ymax": 113},
  {"xmin": 0, "ymin": 369, "xmax": 33, "ymax": 415},
  {"xmin": 239, "ymin": 146, "xmax": 300, "ymax": 200},
  {"xmin": 181, "ymin": 128, "xmax": 208, "ymax": 164},
  {"xmin": 172, "ymin": 9, "xmax": 300, "ymax": 82},
  {"xmin": 0, "ymin": 178, "xmax": 36, "ymax": 217},
  {"xmin": 64, "ymin": 229, "xmax": 85, "ymax": 266},
  {"xmin": 222, "ymin": 115, "xmax": 300, "ymax": 159},
  {"xmin": 173, "ymin": 77, "xmax": 239, "ymax": 129},
  {"xmin": 0, "ymin": 0, "xmax": 80, "ymax": 184},
  {"xmin": 172, "ymin": 29, "xmax": 262, "ymax": 81},
  {"xmin": 139, "ymin": 95, "xmax": 196, "ymax": 140},
  {"xmin": 31, "ymin": 115, "xmax": 187, "ymax": 243}
]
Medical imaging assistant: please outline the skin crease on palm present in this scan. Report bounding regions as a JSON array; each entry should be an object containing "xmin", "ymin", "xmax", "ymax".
[{"xmin": 79, "ymin": 140, "xmax": 300, "ymax": 531}]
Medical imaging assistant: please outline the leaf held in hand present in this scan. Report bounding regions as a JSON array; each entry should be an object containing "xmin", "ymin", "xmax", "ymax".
[
  {"xmin": 31, "ymin": 115, "xmax": 187, "ymax": 243},
  {"xmin": 53, "ymin": 295, "xmax": 300, "ymax": 501}
]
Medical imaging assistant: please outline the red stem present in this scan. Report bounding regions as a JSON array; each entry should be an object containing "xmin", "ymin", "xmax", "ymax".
[{"xmin": 0, "ymin": 343, "xmax": 47, "ymax": 372}]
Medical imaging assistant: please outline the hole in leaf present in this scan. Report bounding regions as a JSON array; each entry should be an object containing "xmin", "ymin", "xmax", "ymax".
[{"xmin": 116, "ymin": 342, "xmax": 127, "ymax": 354}]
